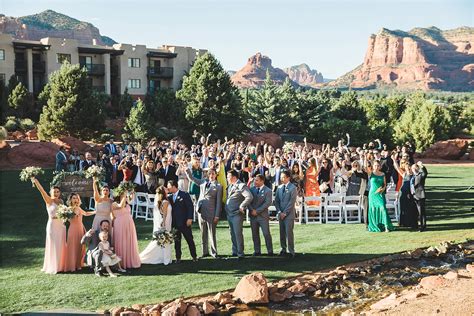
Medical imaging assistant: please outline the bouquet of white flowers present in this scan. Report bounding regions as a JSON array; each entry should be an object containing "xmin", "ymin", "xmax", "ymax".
[
  {"xmin": 19, "ymin": 166, "xmax": 44, "ymax": 187},
  {"xmin": 113, "ymin": 181, "xmax": 136, "ymax": 198},
  {"xmin": 56, "ymin": 204, "xmax": 76, "ymax": 241},
  {"xmin": 152, "ymin": 228, "xmax": 175, "ymax": 248},
  {"xmin": 84, "ymin": 165, "xmax": 105, "ymax": 180}
]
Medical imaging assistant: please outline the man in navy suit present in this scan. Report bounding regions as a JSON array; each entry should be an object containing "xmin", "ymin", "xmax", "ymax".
[
  {"xmin": 55, "ymin": 146, "xmax": 68, "ymax": 171},
  {"xmin": 104, "ymin": 139, "xmax": 117, "ymax": 157},
  {"xmin": 167, "ymin": 180, "xmax": 197, "ymax": 263}
]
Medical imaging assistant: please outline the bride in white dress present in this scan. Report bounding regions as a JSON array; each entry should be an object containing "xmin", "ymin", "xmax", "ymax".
[{"xmin": 139, "ymin": 186, "xmax": 173, "ymax": 265}]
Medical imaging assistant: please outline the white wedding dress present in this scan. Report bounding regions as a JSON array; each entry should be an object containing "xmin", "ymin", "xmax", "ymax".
[{"xmin": 139, "ymin": 201, "xmax": 173, "ymax": 265}]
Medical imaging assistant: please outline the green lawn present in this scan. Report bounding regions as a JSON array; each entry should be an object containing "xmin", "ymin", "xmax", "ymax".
[{"xmin": 1, "ymin": 165, "xmax": 473, "ymax": 313}]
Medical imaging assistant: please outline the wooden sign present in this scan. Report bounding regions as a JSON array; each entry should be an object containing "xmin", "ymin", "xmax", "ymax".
[{"xmin": 58, "ymin": 175, "xmax": 94, "ymax": 198}]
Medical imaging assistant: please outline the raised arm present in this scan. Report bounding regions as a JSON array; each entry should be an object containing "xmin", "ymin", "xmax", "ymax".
[
  {"xmin": 32, "ymin": 178, "xmax": 52, "ymax": 205},
  {"xmin": 78, "ymin": 207, "xmax": 96, "ymax": 216},
  {"xmin": 184, "ymin": 166, "xmax": 206, "ymax": 185},
  {"xmin": 92, "ymin": 177, "xmax": 101, "ymax": 201},
  {"xmin": 391, "ymin": 153, "xmax": 403, "ymax": 177}
]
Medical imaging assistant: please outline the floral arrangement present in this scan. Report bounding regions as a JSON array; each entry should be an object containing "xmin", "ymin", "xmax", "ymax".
[
  {"xmin": 113, "ymin": 181, "xmax": 136, "ymax": 198},
  {"xmin": 152, "ymin": 228, "xmax": 174, "ymax": 248},
  {"xmin": 56, "ymin": 204, "xmax": 76, "ymax": 224},
  {"xmin": 50, "ymin": 170, "xmax": 85, "ymax": 187},
  {"xmin": 19, "ymin": 166, "xmax": 44, "ymax": 187},
  {"xmin": 84, "ymin": 165, "xmax": 105, "ymax": 180}
]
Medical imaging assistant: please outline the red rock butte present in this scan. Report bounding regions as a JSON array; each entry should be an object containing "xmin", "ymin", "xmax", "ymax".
[{"xmin": 327, "ymin": 26, "xmax": 474, "ymax": 91}]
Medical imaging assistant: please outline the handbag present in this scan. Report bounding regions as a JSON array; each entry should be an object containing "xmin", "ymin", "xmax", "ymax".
[{"xmin": 319, "ymin": 182, "xmax": 329, "ymax": 193}]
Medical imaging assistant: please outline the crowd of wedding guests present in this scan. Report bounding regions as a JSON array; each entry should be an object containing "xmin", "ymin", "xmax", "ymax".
[{"xmin": 40, "ymin": 134, "xmax": 428, "ymax": 276}]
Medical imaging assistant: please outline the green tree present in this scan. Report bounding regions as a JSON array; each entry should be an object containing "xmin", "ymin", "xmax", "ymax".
[
  {"xmin": 293, "ymin": 89, "xmax": 329, "ymax": 136},
  {"xmin": 394, "ymin": 93, "xmax": 451, "ymax": 151},
  {"xmin": 125, "ymin": 99, "xmax": 153, "ymax": 142},
  {"xmin": 244, "ymin": 72, "xmax": 291, "ymax": 133},
  {"xmin": 8, "ymin": 82, "xmax": 30, "ymax": 118},
  {"xmin": 37, "ymin": 62, "xmax": 106, "ymax": 140},
  {"xmin": 176, "ymin": 52, "xmax": 245, "ymax": 138},
  {"xmin": 119, "ymin": 87, "xmax": 134, "ymax": 118},
  {"xmin": 147, "ymin": 89, "xmax": 186, "ymax": 128}
]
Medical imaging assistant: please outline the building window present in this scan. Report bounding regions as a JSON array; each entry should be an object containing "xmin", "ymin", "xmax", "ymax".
[
  {"xmin": 128, "ymin": 79, "xmax": 141, "ymax": 89},
  {"xmin": 128, "ymin": 58, "xmax": 140, "ymax": 68},
  {"xmin": 0, "ymin": 74, "xmax": 5, "ymax": 85},
  {"xmin": 0, "ymin": 50, "xmax": 4, "ymax": 60},
  {"xmin": 57, "ymin": 53, "xmax": 71, "ymax": 64}
]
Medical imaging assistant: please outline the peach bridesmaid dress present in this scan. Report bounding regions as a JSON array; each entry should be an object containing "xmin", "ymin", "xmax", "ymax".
[
  {"xmin": 305, "ymin": 165, "xmax": 321, "ymax": 206},
  {"xmin": 42, "ymin": 202, "xmax": 67, "ymax": 274},
  {"xmin": 64, "ymin": 208, "xmax": 86, "ymax": 272},
  {"xmin": 112, "ymin": 203, "xmax": 141, "ymax": 269}
]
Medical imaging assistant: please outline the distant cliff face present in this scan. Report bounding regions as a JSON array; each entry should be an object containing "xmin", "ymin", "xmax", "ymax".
[
  {"xmin": 283, "ymin": 64, "xmax": 324, "ymax": 87},
  {"xmin": 231, "ymin": 53, "xmax": 296, "ymax": 88},
  {"xmin": 0, "ymin": 10, "xmax": 117, "ymax": 46},
  {"xmin": 328, "ymin": 26, "xmax": 474, "ymax": 91}
]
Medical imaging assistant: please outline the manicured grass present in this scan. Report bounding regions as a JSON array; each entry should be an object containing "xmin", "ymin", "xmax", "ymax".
[{"xmin": 0, "ymin": 166, "xmax": 473, "ymax": 313}]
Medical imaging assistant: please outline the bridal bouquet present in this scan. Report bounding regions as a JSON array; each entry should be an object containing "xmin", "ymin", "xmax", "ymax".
[
  {"xmin": 56, "ymin": 204, "xmax": 76, "ymax": 224},
  {"xmin": 113, "ymin": 181, "xmax": 136, "ymax": 198},
  {"xmin": 84, "ymin": 165, "xmax": 105, "ymax": 180},
  {"xmin": 19, "ymin": 166, "xmax": 44, "ymax": 187},
  {"xmin": 153, "ymin": 228, "xmax": 174, "ymax": 248}
]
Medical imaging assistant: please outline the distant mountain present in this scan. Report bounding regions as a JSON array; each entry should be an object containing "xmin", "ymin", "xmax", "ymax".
[
  {"xmin": 231, "ymin": 52, "xmax": 297, "ymax": 88},
  {"xmin": 327, "ymin": 26, "xmax": 474, "ymax": 91},
  {"xmin": 283, "ymin": 63, "xmax": 324, "ymax": 87},
  {"xmin": 227, "ymin": 70, "xmax": 237, "ymax": 76},
  {"xmin": 0, "ymin": 10, "xmax": 117, "ymax": 46}
]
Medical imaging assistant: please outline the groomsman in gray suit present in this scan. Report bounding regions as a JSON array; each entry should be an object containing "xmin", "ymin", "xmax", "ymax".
[
  {"xmin": 184, "ymin": 166, "xmax": 223, "ymax": 258},
  {"xmin": 225, "ymin": 170, "xmax": 253, "ymax": 259},
  {"xmin": 274, "ymin": 170, "xmax": 297, "ymax": 257},
  {"xmin": 248, "ymin": 174, "xmax": 274, "ymax": 256}
]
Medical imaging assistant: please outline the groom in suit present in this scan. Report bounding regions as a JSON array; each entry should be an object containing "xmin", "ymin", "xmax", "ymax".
[
  {"xmin": 274, "ymin": 170, "xmax": 297, "ymax": 257},
  {"xmin": 225, "ymin": 170, "xmax": 253, "ymax": 259},
  {"xmin": 411, "ymin": 161, "xmax": 428, "ymax": 232},
  {"xmin": 167, "ymin": 180, "xmax": 197, "ymax": 263},
  {"xmin": 184, "ymin": 166, "xmax": 223, "ymax": 258}
]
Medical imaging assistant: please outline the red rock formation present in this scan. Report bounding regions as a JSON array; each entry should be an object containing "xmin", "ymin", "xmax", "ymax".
[
  {"xmin": 328, "ymin": 27, "xmax": 474, "ymax": 91},
  {"xmin": 231, "ymin": 53, "xmax": 296, "ymax": 88},
  {"xmin": 283, "ymin": 63, "xmax": 324, "ymax": 87},
  {"xmin": 422, "ymin": 138, "xmax": 469, "ymax": 160}
]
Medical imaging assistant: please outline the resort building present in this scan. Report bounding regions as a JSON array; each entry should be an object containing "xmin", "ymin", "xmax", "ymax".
[{"xmin": 0, "ymin": 33, "xmax": 206, "ymax": 97}]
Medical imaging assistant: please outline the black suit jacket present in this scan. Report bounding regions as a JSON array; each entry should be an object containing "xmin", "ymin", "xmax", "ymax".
[
  {"xmin": 169, "ymin": 191, "xmax": 194, "ymax": 228},
  {"xmin": 81, "ymin": 160, "xmax": 95, "ymax": 171},
  {"xmin": 131, "ymin": 165, "xmax": 145, "ymax": 185},
  {"xmin": 161, "ymin": 165, "xmax": 178, "ymax": 186},
  {"xmin": 412, "ymin": 166, "xmax": 428, "ymax": 200}
]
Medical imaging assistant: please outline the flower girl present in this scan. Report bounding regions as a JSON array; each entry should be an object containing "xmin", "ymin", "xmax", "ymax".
[{"xmin": 98, "ymin": 231, "xmax": 126, "ymax": 277}]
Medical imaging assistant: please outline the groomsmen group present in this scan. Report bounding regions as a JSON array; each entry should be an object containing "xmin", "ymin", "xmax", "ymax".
[{"xmin": 177, "ymin": 163, "xmax": 298, "ymax": 260}]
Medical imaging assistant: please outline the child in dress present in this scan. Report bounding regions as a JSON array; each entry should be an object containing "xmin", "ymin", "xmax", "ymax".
[{"xmin": 98, "ymin": 231, "xmax": 126, "ymax": 277}]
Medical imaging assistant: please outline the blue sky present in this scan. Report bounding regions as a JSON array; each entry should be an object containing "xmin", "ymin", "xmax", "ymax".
[{"xmin": 1, "ymin": 0, "xmax": 472, "ymax": 78}]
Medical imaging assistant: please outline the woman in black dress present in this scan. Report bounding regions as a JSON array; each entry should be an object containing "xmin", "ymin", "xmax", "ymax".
[
  {"xmin": 392, "ymin": 153, "xmax": 418, "ymax": 229},
  {"xmin": 318, "ymin": 158, "xmax": 333, "ymax": 194}
]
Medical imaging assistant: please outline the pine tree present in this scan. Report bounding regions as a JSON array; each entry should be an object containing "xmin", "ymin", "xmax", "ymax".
[
  {"xmin": 176, "ymin": 52, "xmax": 245, "ymax": 138},
  {"xmin": 244, "ymin": 71, "xmax": 291, "ymax": 133},
  {"xmin": 8, "ymin": 82, "xmax": 30, "ymax": 118},
  {"xmin": 37, "ymin": 62, "xmax": 106, "ymax": 140},
  {"xmin": 125, "ymin": 99, "xmax": 154, "ymax": 142}
]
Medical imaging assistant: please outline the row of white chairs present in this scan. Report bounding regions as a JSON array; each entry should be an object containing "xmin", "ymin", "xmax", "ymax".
[{"xmin": 88, "ymin": 188, "xmax": 400, "ymax": 225}]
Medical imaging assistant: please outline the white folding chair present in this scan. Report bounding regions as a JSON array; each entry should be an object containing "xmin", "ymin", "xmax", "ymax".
[
  {"xmin": 304, "ymin": 196, "xmax": 323, "ymax": 224},
  {"xmin": 146, "ymin": 193, "xmax": 155, "ymax": 221},
  {"xmin": 343, "ymin": 195, "xmax": 362, "ymax": 224},
  {"xmin": 385, "ymin": 191, "xmax": 399, "ymax": 222},
  {"xmin": 325, "ymin": 193, "xmax": 343, "ymax": 224},
  {"xmin": 268, "ymin": 205, "xmax": 279, "ymax": 224},
  {"xmin": 135, "ymin": 192, "xmax": 150, "ymax": 220},
  {"xmin": 295, "ymin": 196, "xmax": 303, "ymax": 224},
  {"xmin": 128, "ymin": 194, "xmax": 137, "ymax": 216},
  {"xmin": 88, "ymin": 197, "xmax": 95, "ymax": 211}
]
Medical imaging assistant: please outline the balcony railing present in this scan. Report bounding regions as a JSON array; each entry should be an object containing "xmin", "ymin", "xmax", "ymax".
[
  {"xmin": 147, "ymin": 66, "xmax": 173, "ymax": 79},
  {"xmin": 80, "ymin": 63, "xmax": 105, "ymax": 76}
]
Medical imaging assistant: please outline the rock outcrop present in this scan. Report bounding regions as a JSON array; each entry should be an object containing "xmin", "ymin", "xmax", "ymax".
[
  {"xmin": 328, "ymin": 26, "xmax": 474, "ymax": 91},
  {"xmin": 232, "ymin": 272, "xmax": 269, "ymax": 304},
  {"xmin": 231, "ymin": 53, "xmax": 296, "ymax": 88},
  {"xmin": 283, "ymin": 63, "xmax": 324, "ymax": 87},
  {"xmin": 0, "ymin": 10, "xmax": 116, "ymax": 46},
  {"xmin": 422, "ymin": 138, "xmax": 469, "ymax": 160}
]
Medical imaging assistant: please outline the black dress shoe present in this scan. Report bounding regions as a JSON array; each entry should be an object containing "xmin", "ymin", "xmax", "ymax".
[
  {"xmin": 175, "ymin": 259, "xmax": 182, "ymax": 264},
  {"xmin": 192, "ymin": 257, "xmax": 198, "ymax": 262},
  {"xmin": 279, "ymin": 251, "xmax": 287, "ymax": 256},
  {"xmin": 252, "ymin": 252, "xmax": 261, "ymax": 257},
  {"xmin": 267, "ymin": 252, "xmax": 274, "ymax": 256}
]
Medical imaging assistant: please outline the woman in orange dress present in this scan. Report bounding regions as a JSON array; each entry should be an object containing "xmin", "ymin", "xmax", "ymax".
[
  {"xmin": 64, "ymin": 193, "xmax": 95, "ymax": 272},
  {"xmin": 304, "ymin": 158, "xmax": 320, "ymax": 205}
]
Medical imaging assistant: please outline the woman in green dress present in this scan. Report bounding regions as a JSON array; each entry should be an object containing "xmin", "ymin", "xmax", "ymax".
[
  {"xmin": 367, "ymin": 160, "xmax": 394, "ymax": 232},
  {"xmin": 189, "ymin": 158, "xmax": 202, "ymax": 200}
]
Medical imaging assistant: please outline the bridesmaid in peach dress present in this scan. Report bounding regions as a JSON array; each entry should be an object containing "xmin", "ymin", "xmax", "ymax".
[
  {"xmin": 32, "ymin": 178, "xmax": 67, "ymax": 274},
  {"xmin": 112, "ymin": 191, "xmax": 141, "ymax": 269},
  {"xmin": 304, "ymin": 158, "xmax": 321, "ymax": 206},
  {"xmin": 64, "ymin": 193, "xmax": 95, "ymax": 272}
]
